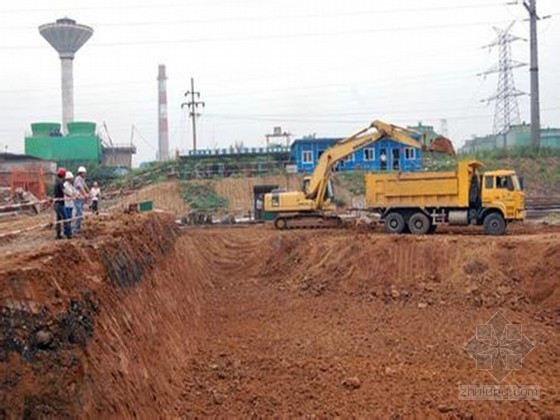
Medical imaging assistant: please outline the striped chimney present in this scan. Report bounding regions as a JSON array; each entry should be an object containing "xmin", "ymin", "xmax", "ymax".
[{"xmin": 158, "ymin": 64, "xmax": 169, "ymax": 161}]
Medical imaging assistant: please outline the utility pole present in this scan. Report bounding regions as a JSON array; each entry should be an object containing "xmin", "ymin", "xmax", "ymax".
[
  {"xmin": 524, "ymin": 0, "xmax": 541, "ymax": 149},
  {"xmin": 181, "ymin": 78, "xmax": 205, "ymax": 151}
]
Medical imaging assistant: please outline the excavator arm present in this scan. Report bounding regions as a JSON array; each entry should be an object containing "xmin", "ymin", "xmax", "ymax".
[{"xmin": 304, "ymin": 120, "xmax": 423, "ymax": 207}]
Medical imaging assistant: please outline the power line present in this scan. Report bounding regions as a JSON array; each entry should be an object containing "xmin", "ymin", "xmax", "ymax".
[
  {"xmin": 131, "ymin": 125, "xmax": 157, "ymax": 152},
  {"xmin": 0, "ymin": 0, "xmax": 258, "ymax": 14},
  {"xmin": 0, "ymin": 2, "xmax": 517, "ymax": 31},
  {"xmin": 0, "ymin": 17, "xmax": 528, "ymax": 50},
  {"xmin": 203, "ymin": 105, "xmax": 560, "ymax": 124},
  {"xmin": 0, "ymin": 1, "xmax": 512, "ymax": 16},
  {"xmin": 0, "ymin": 68, "xmax": 485, "ymax": 109}
]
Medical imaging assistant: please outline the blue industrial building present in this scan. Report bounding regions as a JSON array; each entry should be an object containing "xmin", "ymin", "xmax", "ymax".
[{"xmin": 290, "ymin": 137, "xmax": 423, "ymax": 174}]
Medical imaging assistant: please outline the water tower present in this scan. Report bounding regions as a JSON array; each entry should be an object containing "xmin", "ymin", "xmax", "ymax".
[{"xmin": 39, "ymin": 18, "xmax": 93, "ymax": 133}]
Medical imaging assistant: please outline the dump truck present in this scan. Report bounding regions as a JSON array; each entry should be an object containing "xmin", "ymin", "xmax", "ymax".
[{"xmin": 365, "ymin": 160, "xmax": 525, "ymax": 235}]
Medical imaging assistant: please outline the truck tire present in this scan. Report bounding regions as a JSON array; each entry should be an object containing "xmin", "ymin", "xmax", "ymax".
[
  {"xmin": 483, "ymin": 213, "xmax": 506, "ymax": 235},
  {"xmin": 408, "ymin": 212, "xmax": 430, "ymax": 235},
  {"xmin": 274, "ymin": 217, "xmax": 288, "ymax": 230},
  {"xmin": 384, "ymin": 212, "xmax": 406, "ymax": 234}
]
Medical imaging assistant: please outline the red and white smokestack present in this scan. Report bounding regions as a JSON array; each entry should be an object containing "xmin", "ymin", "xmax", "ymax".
[{"xmin": 157, "ymin": 64, "xmax": 169, "ymax": 161}]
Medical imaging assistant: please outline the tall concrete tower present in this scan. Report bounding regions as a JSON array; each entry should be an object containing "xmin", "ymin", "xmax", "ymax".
[
  {"xmin": 39, "ymin": 18, "xmax": 93, "ymax": 133},
  {"xmin": 157, "ymin": 64, "xmax": 169, "ymax": 161}
]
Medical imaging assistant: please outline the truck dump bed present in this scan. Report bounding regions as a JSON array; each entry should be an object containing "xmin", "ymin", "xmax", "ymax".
[{"xmin": 365, "ymin": 160, "xmax": 481, "ymax": 209}]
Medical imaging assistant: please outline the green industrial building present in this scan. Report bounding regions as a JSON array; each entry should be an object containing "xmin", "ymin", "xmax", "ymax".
[
  {"xmin": 461, "ymin": 123, "xmax": 560, "ymax": 153},
  {"xmin": 25, "ymin": 121, "xmax": 136, "ymax": 168},
  {"xmin": 25, "ymin": 121, "xmax": 101, "ymax": 166}
]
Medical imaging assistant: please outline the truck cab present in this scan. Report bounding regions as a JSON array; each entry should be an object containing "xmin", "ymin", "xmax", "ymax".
[{"xmin": 480, "ymin": 170, "xmax": 526, "ymax": 222}]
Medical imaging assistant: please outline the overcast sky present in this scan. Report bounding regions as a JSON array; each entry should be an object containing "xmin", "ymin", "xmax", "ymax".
[{"xmin": 0, "ymin": 0, "xmax": 559, "ymax": 165}]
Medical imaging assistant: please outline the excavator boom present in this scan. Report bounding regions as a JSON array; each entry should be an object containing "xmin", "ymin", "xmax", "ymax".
[{"xmin": 304, "ymin": 120, "xmax": 423, "ymax": 206}]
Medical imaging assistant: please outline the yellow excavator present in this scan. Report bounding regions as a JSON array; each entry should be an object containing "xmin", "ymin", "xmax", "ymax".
[{"xmin": 264, "ymin": 119, "xmax": 453, "ymax": 229}]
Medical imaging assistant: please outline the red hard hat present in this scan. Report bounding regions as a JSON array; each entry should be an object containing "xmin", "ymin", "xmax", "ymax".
[{"xmin": 57, "ymin": 167, "xmax": 67, "ymax": 177}]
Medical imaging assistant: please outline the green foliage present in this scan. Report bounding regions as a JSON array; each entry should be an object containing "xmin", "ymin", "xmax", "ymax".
[
  {"xmin": 456, "ymin": 149, "xmax": 560, "ymax": 194},
  {"xmin": 459, "ymin": 146, "xmax": 560, "ymax": 161},
  {"xmin": 337, "ymin": 172, "xmax": 365, "ymax": 195},
  {"xmin": 182, "ymin": 182, "xmax": 228, "ymax": 212},
  {"xmin": 108, "ymin": 161, "xmax": 179, "ymax": 189},
  {"xmin": 422, "ymin": 154, "xmax": 457, "ymax": 171}
]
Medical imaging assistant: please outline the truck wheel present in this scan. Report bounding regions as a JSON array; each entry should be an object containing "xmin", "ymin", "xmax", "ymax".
[
  {"xmin": 483, "ymin": 213, "xmax": 506, "ymax": 235},
  {"xmin": 274, "ymin": 217, "xmax": 288, "ymax": 230},
  {"xmin": 408, "ymin": 212, "xmax": 430, "ymax": 235},
  {"xmin": 384, "ymin": 212, "xmax": 405, "ymax": 234}
]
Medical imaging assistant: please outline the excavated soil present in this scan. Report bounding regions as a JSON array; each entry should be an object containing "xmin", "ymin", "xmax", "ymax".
[{"xmin": 1, "ymin": 215, "xmax": 559, "ymax": 418}]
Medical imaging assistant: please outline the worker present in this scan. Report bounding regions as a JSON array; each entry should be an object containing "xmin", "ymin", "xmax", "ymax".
[
  {"xmin": 63, "ymin": 171, "xmax": 77, "ymax": 239},
  {"xmin": 54, "ymin": 167, "xmax": 66, "ymax": 240},
  {"xmin": 74, "ymin": 166, "xmax": 89, "ymax": 234},
  {"xmin": 255, "ymin": 194, "xmax": 263, "ymax": 220},
  {"xmin": 90, "ymin": 181, "xmax": 101, "ymax": 215}
]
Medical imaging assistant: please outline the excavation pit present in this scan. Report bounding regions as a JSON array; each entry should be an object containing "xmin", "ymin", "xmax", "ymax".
[{"xmin": 1, "ymin": 214, "xmax": 559, "ymax": 417}]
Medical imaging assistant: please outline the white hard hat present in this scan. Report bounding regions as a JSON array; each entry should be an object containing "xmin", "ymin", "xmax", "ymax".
[
  {"xmin": 77, "ymin": 166, "xmax": 87, "ymax": 174},
  {"xmin": 65, "ymin": 171, "xmax": 74, "ymax": 180}
]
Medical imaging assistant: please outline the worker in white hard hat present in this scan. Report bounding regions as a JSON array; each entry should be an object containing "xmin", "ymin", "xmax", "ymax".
[
  {"xmin": 63, "ymin": 171, "xmax": 78, "ymax": 239},
  {"xmin": 90, "ymin": 181, "xmax": 101, "ymax": 215},
  {"xmin": 73, "ymin": 166, "xmax": 89, "ymax": 235}
]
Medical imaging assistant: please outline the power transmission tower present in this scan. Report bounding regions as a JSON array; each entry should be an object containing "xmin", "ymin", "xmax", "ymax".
[
  {"xmin": 181, "ymin": 78, "xmax": 205, "ymax": 151},
  {"xmin": 523, "ymin": 0, "xmax": 541, "ymax": 149},
  {"xmin": 479, "ymin": 22, "xmax": 526, "ymax": 142}
]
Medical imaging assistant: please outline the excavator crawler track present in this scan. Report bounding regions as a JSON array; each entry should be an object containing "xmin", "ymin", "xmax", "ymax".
[{"xmin": 274, "ymin": 215, "xmax": 343, "ymax": 230}]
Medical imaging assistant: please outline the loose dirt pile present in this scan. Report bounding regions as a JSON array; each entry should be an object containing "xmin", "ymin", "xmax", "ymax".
[
  {"xmin": 1, "ymin": 219, "xmax": 559, "ymax": 417},
  {"xmin": 117, "ymin": 181, "xmax": 190, "ymax": 215}
]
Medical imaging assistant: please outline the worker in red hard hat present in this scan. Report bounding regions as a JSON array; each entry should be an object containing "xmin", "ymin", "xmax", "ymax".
[{"xmin": 54, "ymin": 167, "xmax": 66, "ymax": 239}]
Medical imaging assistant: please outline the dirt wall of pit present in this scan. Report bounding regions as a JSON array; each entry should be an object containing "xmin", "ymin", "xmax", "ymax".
[{"xmin": 0, "ymin": 214, "xmax": 209, "ymax": 418}]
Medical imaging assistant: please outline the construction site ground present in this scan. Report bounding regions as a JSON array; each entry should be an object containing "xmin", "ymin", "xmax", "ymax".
[{"xmin": 1, "ymin": 210, "xmax": 559, "ymax": 418}]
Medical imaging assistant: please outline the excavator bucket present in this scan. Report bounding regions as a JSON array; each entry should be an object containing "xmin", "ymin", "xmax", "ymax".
[{"xmin": 426, "ymin": 135, "xmax": 456, "ymax": 157}]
